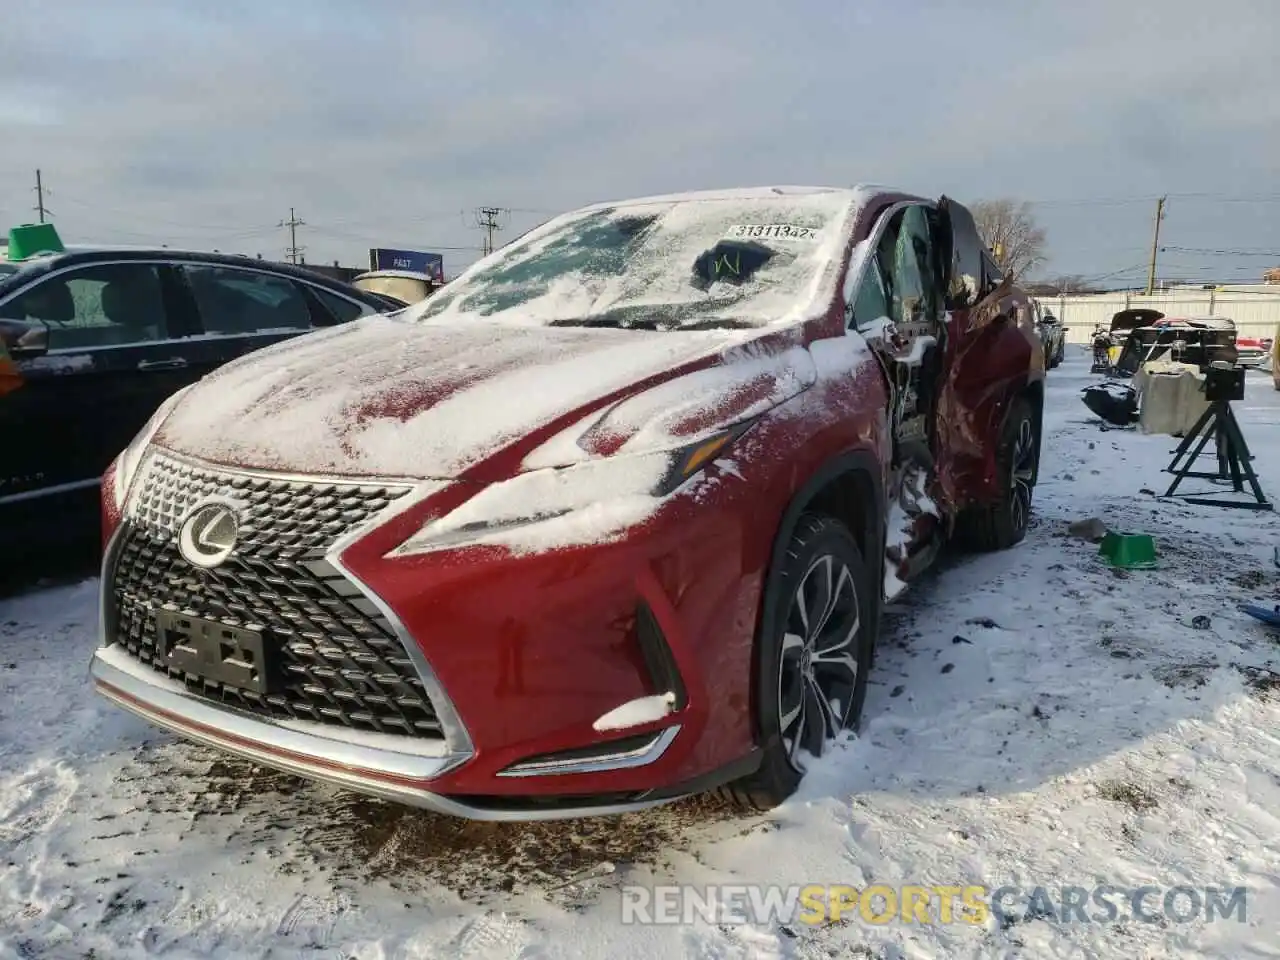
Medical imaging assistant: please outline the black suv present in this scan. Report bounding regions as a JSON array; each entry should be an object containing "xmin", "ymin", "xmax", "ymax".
[{"xmin": 0, "ymin": 249, "xmax": 397, "ymax": 555}]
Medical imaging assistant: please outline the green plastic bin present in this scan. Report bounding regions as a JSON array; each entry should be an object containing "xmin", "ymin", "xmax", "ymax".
[
  {"xmin": 1098, "ymin": 531, "xmax": 1158, "ymax": 569},
  {"xmin": 7, "ymin": 223, "xmax": 64, "ymax": 260}
]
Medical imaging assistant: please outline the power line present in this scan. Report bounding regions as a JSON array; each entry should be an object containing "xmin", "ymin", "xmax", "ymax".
[
  {"xmin": 1029, "ymin": 191, "xmax": 1280, "ymax": 208},
  {"xmin": 279, "ymin": 207, "xmax": 305, "ymax": 264},
  {"xmin": 1161, "ymin": 246, "xmax": 1280, "ymax": 257},
  {"xmin": 473, "ymin": 206, "xmax": 509, "ymax": 257}
]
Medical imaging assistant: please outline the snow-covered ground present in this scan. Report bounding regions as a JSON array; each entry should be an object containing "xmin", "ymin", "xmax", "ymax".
[{"xmin": 3, "ymin": 351, "xmax": 1279, "ymax": 959}]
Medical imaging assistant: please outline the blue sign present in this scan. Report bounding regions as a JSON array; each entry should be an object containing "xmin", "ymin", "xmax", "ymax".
[{"xmin": 369, "ymin": 248, "xmax": 444, "ymax": 280}]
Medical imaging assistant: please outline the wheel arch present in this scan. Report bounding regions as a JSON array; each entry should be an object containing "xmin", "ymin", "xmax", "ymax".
[{"xmin": 751, "ymin": 449, "xmax": 886, "ymax": 738}]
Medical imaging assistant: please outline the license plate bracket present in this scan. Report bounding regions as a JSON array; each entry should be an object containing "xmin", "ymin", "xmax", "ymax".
[{"xmin": 154, "ymin": 610, "xmax": 274, "ymax": 694}]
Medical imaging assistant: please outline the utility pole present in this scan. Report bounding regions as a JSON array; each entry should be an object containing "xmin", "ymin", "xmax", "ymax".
[
  {"xmin": 34, "ymin": 169, "xmax": 49, "ymax": 222},
  {"xmin": 474, "ymin": 206, "xmax": 508, "ymax": 256},
  {"xmin": 1144, "ymin": 195, "xmax": 1166, "ymax": 296},
  {"xmin": 279, "ymin": 207, "xmax": 305, "ymax": 264}
]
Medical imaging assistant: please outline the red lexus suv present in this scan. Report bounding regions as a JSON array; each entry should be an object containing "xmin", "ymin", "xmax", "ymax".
[{"xmin": 92, "ymin": 186, "xmax": 1043, "ymax": 820}]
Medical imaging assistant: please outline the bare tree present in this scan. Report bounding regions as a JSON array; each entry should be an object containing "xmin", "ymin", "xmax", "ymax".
[{"xmin": 970, "ymin": 199, "xmax": 1047, "ymax": 282}]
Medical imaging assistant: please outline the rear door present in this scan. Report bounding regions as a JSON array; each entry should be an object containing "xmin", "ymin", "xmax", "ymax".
[
  {"xmin": 0, "ymin": 260, "xmax": 195, "ymax": 505},
  {"xmin": 173, "ymin": 263, "xmax": 375, "ymax": 373}
]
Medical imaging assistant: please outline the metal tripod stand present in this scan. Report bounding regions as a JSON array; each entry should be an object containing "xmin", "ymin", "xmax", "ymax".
[{"xmin": 1164, "ymin": 394, "xmax": 1272, "ymax": 510}]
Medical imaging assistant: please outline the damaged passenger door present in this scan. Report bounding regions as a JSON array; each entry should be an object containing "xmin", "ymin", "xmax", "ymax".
[
  {"xmin": 846, "ymin": 202, "xmax": 949, "ymax": 590},
  {"xmin": 931, "ymin": 196, "xmax": 1038, "ymax": 512}
]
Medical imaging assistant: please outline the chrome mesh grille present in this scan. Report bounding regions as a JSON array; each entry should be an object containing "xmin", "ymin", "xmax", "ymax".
[
  {"xmin": 127, "ymin": 450, "xmax": 408, "ymax": 560},
  {"xmin": 108, "ymin": 452, "xmax": 443, "ymax": 739}
]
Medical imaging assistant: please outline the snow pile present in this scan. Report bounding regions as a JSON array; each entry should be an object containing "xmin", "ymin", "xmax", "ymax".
[{"xmin": 593, "ymin": 694, "xmax": 677, "ymax": 732}]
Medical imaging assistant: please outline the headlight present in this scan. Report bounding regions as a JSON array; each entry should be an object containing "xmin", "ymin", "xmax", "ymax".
[
  {"xmin": 111, "ymin": 386, "xmax": 192, "ymax": 510},
  {"xmin": 391, "ymin": 421, "xmax": 753, "ymax": 558}
]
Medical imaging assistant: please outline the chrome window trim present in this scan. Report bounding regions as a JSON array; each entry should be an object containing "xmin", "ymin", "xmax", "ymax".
[
  {"xmin": 0, "ymin": 257, "xmax": 376, "ymax": 354},
  {"xmin": 0, "ymin": 258, "xmax": 178, "ymax": 352}
]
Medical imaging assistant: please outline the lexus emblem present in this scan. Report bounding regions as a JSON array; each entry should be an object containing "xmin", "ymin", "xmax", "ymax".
[{"xmin": 178, "ymin": 501, "xmax": 241, "ymax": 569}]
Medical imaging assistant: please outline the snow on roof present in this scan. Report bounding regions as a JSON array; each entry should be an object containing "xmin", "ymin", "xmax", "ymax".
[{"xmin": 576, "ymin": 183, "xmax": 875, "ymax": 211}]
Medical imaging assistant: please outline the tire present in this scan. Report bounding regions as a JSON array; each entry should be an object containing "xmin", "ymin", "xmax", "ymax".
[
  {"xmin": 720, "ymin": 513, "xmax": 876, "ymax": 811},
  {"xmin": 953, "ymin": 397, "xmax": 1037, "ymax": 552}
]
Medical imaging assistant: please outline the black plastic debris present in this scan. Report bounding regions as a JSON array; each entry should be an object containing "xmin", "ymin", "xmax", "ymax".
[{"xmin": 1082, "ymin": 381, "xmax": 1139, "ymax": 427}]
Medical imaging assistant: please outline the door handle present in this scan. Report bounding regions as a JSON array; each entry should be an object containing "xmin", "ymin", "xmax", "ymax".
[{"xmin": 137, "ymin": 358, "xmax": 188, "ymax": 371}]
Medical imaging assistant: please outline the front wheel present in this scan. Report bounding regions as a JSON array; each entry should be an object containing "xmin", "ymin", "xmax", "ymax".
[
  {"xmin": 721, "ymin": 514, "xmax": 876, "ymax": 811},
  {"xmin": 954, "ymin": 397, "xmax": 1038, "ymax": 552}
]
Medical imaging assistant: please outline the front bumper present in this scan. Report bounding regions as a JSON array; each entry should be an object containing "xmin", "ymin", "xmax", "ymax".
[
  {"xmin": 91, "ymin": 645, "xmax": 686, "ymax": 820},
  {"xmin": 94, "ymin": 448, "xmax": 765, "ymax": 819}
]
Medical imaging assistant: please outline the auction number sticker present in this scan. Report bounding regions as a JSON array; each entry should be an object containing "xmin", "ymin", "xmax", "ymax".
[{"xmin": 726, "ymin": 224, "xmax": 819, "ymax": 241}]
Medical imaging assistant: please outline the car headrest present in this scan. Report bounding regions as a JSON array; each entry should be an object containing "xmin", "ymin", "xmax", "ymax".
[
  {"xmin": 24, "ymin": 280, "xmax": 75, "ymax": 324},
  {"xmin": 101, "ymin": 277, "xmax": 162, "ymax": 328}
]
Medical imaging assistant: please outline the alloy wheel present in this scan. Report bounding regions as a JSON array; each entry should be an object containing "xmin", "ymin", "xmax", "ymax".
[
  {"xmin": 1011, "ymin": 417, "xmax": 1036, "ymax": 532},
  {"xmin": 777, "ymin": 555, "xmax": 861, "ymax": 771}
]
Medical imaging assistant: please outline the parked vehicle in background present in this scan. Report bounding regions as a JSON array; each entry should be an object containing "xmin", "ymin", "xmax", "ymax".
[
  {"xmin": 92, "ymin": 185, "xmax": 1044, "ymax": 820},
  {"xmin": 352, "ymin": 269, "xmax": 441, "ymax": 306},
  {"xmin": 1034, "ymin": 303, "xmax": 1065, "ymax": 368},
  {"xmin": 1234, "ymin": 330, "xmax": 1271, "ymax": 368},
  {"xmin": 1107, "ymin": 310, "xmax": 1239, "ymax": 376},
  {"xmin": 0, "ymin": 226, "xmax": 394, "ymax": 556}
]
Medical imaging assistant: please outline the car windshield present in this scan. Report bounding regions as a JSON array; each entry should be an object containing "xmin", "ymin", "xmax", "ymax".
[{"xmin": 408, "ymin": 192, "xmax": 857, "ymax": 331}]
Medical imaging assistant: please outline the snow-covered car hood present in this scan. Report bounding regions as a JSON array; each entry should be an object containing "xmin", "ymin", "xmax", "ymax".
[{"xmin": 153, "ymin": 315, "xmax": 804, "ymax": 481}]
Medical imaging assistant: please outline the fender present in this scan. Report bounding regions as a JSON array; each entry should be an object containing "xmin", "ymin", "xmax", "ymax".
[{"xmin": 759, "ymin": 449, "xmax": 886, "ymax": 647}]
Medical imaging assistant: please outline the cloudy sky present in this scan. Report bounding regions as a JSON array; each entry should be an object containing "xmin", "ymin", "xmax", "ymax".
[{"xmin": 2, "ymin": 0, "xmax": 1276, "ymax": 284}]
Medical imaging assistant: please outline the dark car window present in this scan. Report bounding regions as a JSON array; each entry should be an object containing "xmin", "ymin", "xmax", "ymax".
[
  {"xmin": 182, "ymin": 265, "xmax": 312, "ymax": 335},
  {"xmin": 312, "ymin": 286, "xmax": 370, "ymax": 323},
  {"xmin": 849, "ymin": 258, "xmax": 891, "ymax": 331},
  {"xmin": 0, "ymin": 263, "xmax": 171, "ymax": 350},
  {"xmin": 860, "ymin": 205, "xmax": 937, "ymax": 337}
]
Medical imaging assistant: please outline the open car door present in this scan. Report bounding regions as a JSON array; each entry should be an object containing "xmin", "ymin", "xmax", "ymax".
[{"xmin": 929, "ymin": 196, "xmax": 1041, "ymax": 516}]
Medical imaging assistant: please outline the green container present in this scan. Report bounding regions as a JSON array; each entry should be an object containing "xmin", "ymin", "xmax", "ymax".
[
  {"xmin": 7, "ymin": 222, "xmax": 64, "ymax": 260},
  {"xmin": 1098, "ymin": 531, "xmax": 1158, "ymax": 569}
]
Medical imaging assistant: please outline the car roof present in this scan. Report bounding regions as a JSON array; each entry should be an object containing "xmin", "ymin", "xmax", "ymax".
[
  {"xmin": 0, "ymin": 247, "xmax": 382, "ymax": 302},
  {"xmin": 577, "ymin": 183, "xmax": 912, "ymax": 213}
]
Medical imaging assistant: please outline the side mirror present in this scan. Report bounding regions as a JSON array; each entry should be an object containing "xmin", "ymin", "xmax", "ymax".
[{"xmin": 0, "ymin": 319, "xmax": 49, "ymax": 360}]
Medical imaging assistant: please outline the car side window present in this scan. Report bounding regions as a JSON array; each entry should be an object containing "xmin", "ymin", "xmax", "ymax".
[
  {"xmin": 884, "ymin": 205, "xmax": 938, "ymax": 336},
  {"xmin": 311, "ymin": 287, "xmax": 369, "ymax": 324},
  {"xmin": 0, "ymin": 263, "xmax": 171, "ymax": 350},
  {"xmin": 850, "ymin": 205, "xmax": 938, "ymax": 336},
  {"xmin": 848, "ymin": 258, "xmax": 891, "ymax": 331},
  {"xmin": 182, "ymin": 265, "xmax": 312, "ymax": 335}
]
